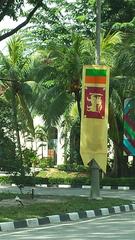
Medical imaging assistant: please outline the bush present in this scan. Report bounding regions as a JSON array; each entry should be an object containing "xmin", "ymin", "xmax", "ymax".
[
  {"xmin": 22, "ymin": 148, "xmax": 39, "ymax": 175},
  {"xmin": 0, "ymin": 175, "xmax": 135, "ymax": 188},
  {"xmin": 0, "ymin": 130, "xmax": 17, "ymax": 173},
  {"xmin": 0, "ymin": 175, "xmax": 90, "ymax": 186},
  {"xmin": 10, "ymin": 176, "xmax": 35, "ymax": 186},
  {"xmin": 101, "ymin": 177, "xmax": 135, "ymax": 188},
  {"xmin": 57, "ymin": 163, "xmax": 88, "ymax": 172},
  {"xmin": 39, "ymin": 157, "xmax": 55, "ymax": 169},
  {"xmin": 0, "ymin": 176, "xmax": 11, "ymax": 184}
]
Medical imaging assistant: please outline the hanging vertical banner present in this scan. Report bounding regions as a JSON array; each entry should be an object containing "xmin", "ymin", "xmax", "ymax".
[
  {"xmin": 123, "ymin": 98, "xmax": 135, "ymax": 156},
  {"xmin": 80, "ymin": 65, "xmax": 110, "ymax": 172}
]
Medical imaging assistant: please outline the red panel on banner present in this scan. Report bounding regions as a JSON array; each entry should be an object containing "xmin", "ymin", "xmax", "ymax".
[{"xmin": 84, "ymin": 86, "xmax": 105, "ymax": 119}]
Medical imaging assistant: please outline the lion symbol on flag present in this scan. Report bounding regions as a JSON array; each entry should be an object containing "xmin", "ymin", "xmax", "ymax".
[{"xmin": 87, "ymin": 93, "xmax": 103, "ymax": 113}]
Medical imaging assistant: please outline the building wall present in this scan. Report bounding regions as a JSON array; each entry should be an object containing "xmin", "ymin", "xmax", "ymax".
[{"xmin": 20, "ymin": 115, "xmax": 65, "ymax": 164}]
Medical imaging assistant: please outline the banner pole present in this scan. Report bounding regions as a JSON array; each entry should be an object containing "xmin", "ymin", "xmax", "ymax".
[
  {"xmin": 95, "ymin": 0, "xmax": 101, "ymax": 65},
  {"xmin": 90, "ymin": 0, "xmax": 101, "ymax": 199},
  {"xmin": 89, "ymin": 159, "xmax": 100, "ymax": 199}
]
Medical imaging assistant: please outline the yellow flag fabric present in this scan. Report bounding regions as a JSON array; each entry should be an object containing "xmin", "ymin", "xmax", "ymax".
[{"xmin": 80, "ymin": 65, "xmax": 110, "ymax": 172}]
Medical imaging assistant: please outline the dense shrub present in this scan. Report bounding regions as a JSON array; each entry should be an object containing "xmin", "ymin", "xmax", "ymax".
[
  {"xmin": 22, "ymin": 148, "xmax": 39, "ymax": 174},
  {"xmin": 0, "ymin": 130, "xmax": 17, "ymax": 173},
  {"xmin": 47, "ymin": 176, "xmax": 90, "ymax": 185},
  {"xmin": 57, "ymin": 163, "xmax": 89, "ymax": 172},
  {"xmin": 0, "ymin": 176, "xmax": 11, "ymax": 184},
  {"xmin": 10, "ymin": 176, "xmax": 35, "ymax": 186},
  {"xmin": 39, "ymin": 157, "xmax": 55, "ymax": 169},
  {"xmin": 0, "ymin": 175, "xmax": 135, "ymax": 188},
  {"xmin": 101, "ymin": 177, "xmax": 135, "ymax": 188}
]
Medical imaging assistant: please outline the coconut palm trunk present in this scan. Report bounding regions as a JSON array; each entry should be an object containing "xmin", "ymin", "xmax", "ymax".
[
  {"xmin": 74, "ymin": 89, "xmax": 81, "ymax": 120},
  {"xmin": 11, "ymin": 81, "xmax": 24, "ymax": 175}
]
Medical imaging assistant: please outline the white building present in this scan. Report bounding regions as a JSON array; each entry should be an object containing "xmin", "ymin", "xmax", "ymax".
[{"xmin": 20, "ymin": 115, "xmax": 65, "ymax": 165}]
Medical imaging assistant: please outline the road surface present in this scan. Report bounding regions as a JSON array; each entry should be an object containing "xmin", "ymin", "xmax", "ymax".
[
  {"xmin": 0, "ymin": 186, "xmax": 135, "ymax": 201},
  {"xmin": 0, "ymin": 212, "xmax": 135, "ymax": 239}
]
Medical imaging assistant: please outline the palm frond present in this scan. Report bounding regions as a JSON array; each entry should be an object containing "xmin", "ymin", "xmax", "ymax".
[
  {"xmin": 101, "ymin": 31, "xmax": 123, "ymax": 50},
  {"xmin": 44, "ymin": 90, "xmax": 72, "ymax": 127},
  {"xmin": 17, "ymin": 92, "xmax": 35, "ymax": 136},
  {"xmin": 101, "ymin": 31, "xmax": 123, "ymax": 66},
  {"xmin": 7, "ymin": 35, "xmax": 24, "ymax": 65}
]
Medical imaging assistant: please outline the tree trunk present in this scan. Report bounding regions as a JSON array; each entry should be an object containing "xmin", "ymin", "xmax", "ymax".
[
  {"xmin": 11, "ymin": 82, "xmax": 24, "ymax": 175},
  {"xmin": 74, "ymin": 89, "xmax": 81, "ymax": 120},
  {"xmin": 42, "ymin": 144, "xmax": 44, "ymax": 158},
  {"xmin": 110, "ymin": 143, "xmax": 118, "ymax": 177},
  {"xmin": 131, "ymin": 156, "xmax": 135, "ymax": 177},
  {"xmin": 111, "ymin": 141, "xmax": 128, "ymax": 177}
]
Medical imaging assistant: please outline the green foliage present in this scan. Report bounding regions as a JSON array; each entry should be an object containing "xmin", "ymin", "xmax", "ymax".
[
  {"xmin": 30, "ymin": 0, "xmax": 96, "ymax": 44},
  {"xmin": 0, "ymin": 35, "xmax": 35, "ymax": 136},
  {"xmin": 0, "ymin": 192, "xmax": 16, "ymax": 201},
  {"xmin": 9, "ymin": 175, "xmax": 90, "ymax": 186},
  {"xmin": 69, "ymin": 119, "xmax": 83, "ymax": 165},
  {"xmin": 0, "ymin": 98, "xmax": 13, "ymax": 136},
  {"xmin": 0, "ymin": 1, "xmax": 135, "ymax": 178},
  {"xmin": 0, "ymin": 130, "xmax": 17, "ymax": 173},
  {"xmin": 47, "ymin": 176, "xmax": 90, "ymax": 186},
  {"xmin": 113, "ymin": 36, "xmax": 135, "ymax": 78},
  {"xmin": 39, "ymin": 157, "xmax": 55, "ymax": 169},
  {"xmin": 0, "ymin": 0, "xmax": 24, "ymax": 22},
  {"xmin": 101, "ymin": 177, "xmax": 135, "ymax": 189},
  {"xmin": 113, "ymin": 17, "xmax": 135, "ymax": 33},
  {"xmin": 22, "ymin": 148, "xmax": 39, "ymax": 174},
  {"xmin": 0, "ymin": 1, "xmax": 43, "ymax": 42},
  {"xmin": 0, "ymin": 176, "xmax": 11, "ymax": 184},
  {"xmin": 57, "ymin": 164, "xmax": 88, "ymax": 173},
  {"xmin": 1, "ymin": 174, "xmax": 135, "ymax": 188},
  {"xmin": 0, "ymin": 99, "xmax": 16, "ymax": 172},
  {"xmin": 10, "ymin": 175, "xmax": 34, "ymax": 186},
  {"xmin": 0, "ymin": 194, "xmax": 131, "ymax": 223},
  {"xmin": 102, "ymin": 0, "xmax": 135, "ymax": 31}
]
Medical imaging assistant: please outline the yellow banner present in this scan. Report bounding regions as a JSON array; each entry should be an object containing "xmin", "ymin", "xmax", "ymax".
[{"xmin": 80, "ymin": 65, "xmax": 110, "ymax": 172}]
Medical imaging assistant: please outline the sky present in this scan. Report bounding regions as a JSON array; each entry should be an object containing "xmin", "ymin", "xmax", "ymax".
[
  {"xmin": 0, "ymin": 17, "xmax": 25, "ymax": 51},
  {"xmin": 0, "ymin": 0, "xmax": 76, "ymax": 52},
  {"xmin": 0, "ymin": 1, "xmax": 32, "ymax": 52}
]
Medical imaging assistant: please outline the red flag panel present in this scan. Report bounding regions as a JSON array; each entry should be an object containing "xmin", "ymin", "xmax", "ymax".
[{"xmin": 84, "ymin": 86, "xmax": 105, "ymax": 119}]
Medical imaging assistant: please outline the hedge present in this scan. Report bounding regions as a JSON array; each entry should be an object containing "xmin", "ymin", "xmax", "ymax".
[
  {"xmin": 101, "ymin": 177, "xmax": 135, "ymax": 188},
  {"xmin": 0, "ymin": 176, "xmax": 135, "ymax": 188}
]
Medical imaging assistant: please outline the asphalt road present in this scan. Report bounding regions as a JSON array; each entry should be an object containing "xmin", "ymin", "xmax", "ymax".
[
  {"xmin": 0, "ymin": 186, "xmax": 135, "ymax": 201},
  {"xmin": 0, "ymin": 212, "xmax": 135, "ymax": 239}
]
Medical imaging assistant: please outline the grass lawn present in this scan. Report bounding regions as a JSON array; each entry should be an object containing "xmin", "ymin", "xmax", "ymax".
[
  {"xmin": 37, "ymin": 168, "xmax": 89, "ymax": 178},
  {"xmin": 0, "ymin": 193, "xmax": 132, "ymax": 223}
]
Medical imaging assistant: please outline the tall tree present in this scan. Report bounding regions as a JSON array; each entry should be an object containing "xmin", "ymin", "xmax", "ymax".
[
  {"xmin": 29, "ymin": 30, "xmax": 122, "ymax": 165},
  {"xmin": 109, "ymin": 32, "xmax": 135, "ymax": 177},
  {"xmin": 0, "ymin": 1, "xmax": 43, "ymax": 41},
  {"xmin": 102, "ymin": 0, "xmax": 135, "ymax": 31},
  {"xmin": 30, "ymin": 33, "xmax": 95, "ymax": 126},
  {"xmin": 0, "ymin": 35, "xmax": 35, "ymax": 174},
  {"xmin": 0, "ymin": 97, "xmax": 17, "ymax": 172}
]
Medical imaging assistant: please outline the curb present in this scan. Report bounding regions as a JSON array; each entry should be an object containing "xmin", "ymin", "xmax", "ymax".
[
  {"xmin": 36, "ymin": 185, "xmax": 132, "ymax": 190},
  {"xmin": 6, "ymin": 184, "xmax": 133, "ymax": 190},
  {"xmin": 0, "ymin": 203, "xmax": 135, "ymax": 232}
]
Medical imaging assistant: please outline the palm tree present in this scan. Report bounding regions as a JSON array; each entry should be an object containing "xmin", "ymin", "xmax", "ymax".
[
  {"xmin": 35, "ymin": 125, "xmax": 47, "ymax": 158},
  {"xmin": 27, "ymin": 33, "xmax": 96, "ymax": 164},
  {"xmin": 0, "ymin": 35, "xmax": 35, "ymax": 175},
  {"xmin": 31, "ymin": 33, "xmax": 95, "ymax": 125},
  {"xmin": 29, "ymin": 31, "xmax": 124, "ymax": 167},
  {"xmin": 108, "ymin": 32, "xmax": 135, "ymax": 177}
]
